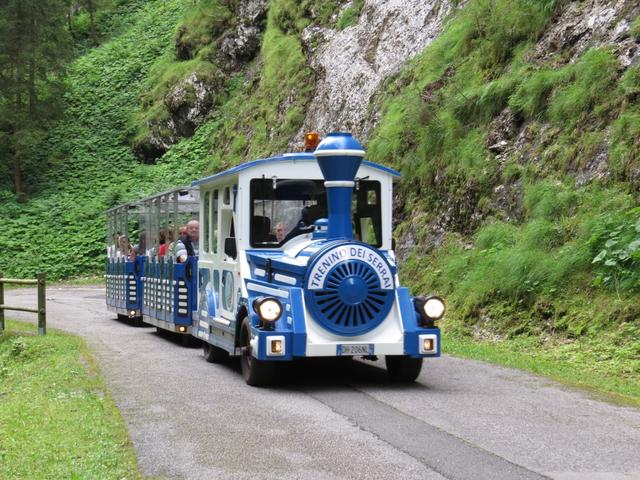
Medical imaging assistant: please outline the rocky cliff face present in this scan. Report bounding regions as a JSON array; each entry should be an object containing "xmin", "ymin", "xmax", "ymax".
[
  {"xmin": 138, "ymin": 0, "xmax": 640, "ymax": 193},
  {"xmin": 391, "ymin": 0, "xmax": 640, "ymax": 259},
  {"xmin": 299, "ymin": 0, "xmax": 454, "ymax": 141},
  {"xmin": 134, "ymin": 0, "xmax": 269, "ymax": 163}
]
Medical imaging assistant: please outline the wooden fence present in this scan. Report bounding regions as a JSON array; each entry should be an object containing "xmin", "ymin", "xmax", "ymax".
[{"xmin": 0, "ymin": 272, "xmax": 46, "ymax": 335}]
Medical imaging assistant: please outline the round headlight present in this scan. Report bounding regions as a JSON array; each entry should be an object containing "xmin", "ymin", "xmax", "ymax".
[
  {"xmin": 254, "ymin": 297, "xmax": 283, "ymax": 322},
  {"xmin": 423, "ymin": 297, "xmax": 445, "ymax": 320}
]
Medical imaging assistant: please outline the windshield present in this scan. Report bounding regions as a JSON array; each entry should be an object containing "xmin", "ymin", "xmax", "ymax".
[{"xmin": 249, "ymin": 178, "xmax": 382, "ymax": 248}]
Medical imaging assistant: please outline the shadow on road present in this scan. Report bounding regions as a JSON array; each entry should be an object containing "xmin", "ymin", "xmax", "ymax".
[
  {"xmin": 111, "ymin": 314, "xmax": 435, "ymax": 391},
  {"xmin": 273, "ymin": 358, "xmax": 432, "ymax": 392},
  {"xmin": 111, "ymin": 314, "xmax": 152, "ymax": 329}
]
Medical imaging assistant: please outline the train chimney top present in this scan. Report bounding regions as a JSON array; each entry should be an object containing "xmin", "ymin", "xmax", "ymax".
[{"xmin": 313, "ymin": 133, "xmax": 365, "ymax": 240}]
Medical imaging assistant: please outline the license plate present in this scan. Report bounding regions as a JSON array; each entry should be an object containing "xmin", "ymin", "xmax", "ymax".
[{"xmin": 337, "ymin": 344, "xmax": 373, "ymax": 356}]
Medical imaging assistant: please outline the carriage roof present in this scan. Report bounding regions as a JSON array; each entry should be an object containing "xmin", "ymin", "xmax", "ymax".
[
  {"xmin": 105, "ymin": 186, "xmax": 198, "ymax": 216},
  {"xmin": 191, "ymin": 153, "xmax": 400, "ymax": 187}
]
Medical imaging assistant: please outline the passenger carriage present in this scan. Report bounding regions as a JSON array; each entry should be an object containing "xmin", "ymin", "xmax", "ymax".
[
  {"xmin": 105, "ymin": 188, "xmax": 200, "ymax": 339},
  {"xmin": 138, "ymin": 187, "xmax": 199, "ymax": 337},
  {"xmin": 106, "ymin": 201, "xmax": 145, "ymax": 323}
]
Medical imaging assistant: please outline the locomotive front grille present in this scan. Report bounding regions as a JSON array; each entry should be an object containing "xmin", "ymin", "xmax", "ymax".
[{"xmin": 307, "ymin": 261, "xmax": 394, "ymax": 335}]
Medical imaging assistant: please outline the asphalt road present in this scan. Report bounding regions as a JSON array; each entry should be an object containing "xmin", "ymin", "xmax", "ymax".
[{"xmin": 5, "ymin": 285, "xmax": 640, "ymax": 480}]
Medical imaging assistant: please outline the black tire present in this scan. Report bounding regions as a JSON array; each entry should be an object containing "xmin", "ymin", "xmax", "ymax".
[
  {"xmin": 385, "ymin": 355, "xmax": 423, "ymax": 382},
  {"xmin": 117, "ymin": 314, "xmax": 128, "ymax": 322},
  {"xmin": 132, "ymin": 316, "xmax": 144, "ymax": 328},
  {"xmin": 180, "ymin": 333, "xmax": 198, "ymax": 348},
  {"xmin": 239, "ymin": 317, "xmax": 275, "ymax": 386},
  {"xmin": 203, "ymin": 341, "xmax": 229, "ymax": 363}
]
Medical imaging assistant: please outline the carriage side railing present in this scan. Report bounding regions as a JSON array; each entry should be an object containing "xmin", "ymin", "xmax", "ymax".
[{"xmin": 0, "ymin": 272, "xmax": 46, "ymax": 336}]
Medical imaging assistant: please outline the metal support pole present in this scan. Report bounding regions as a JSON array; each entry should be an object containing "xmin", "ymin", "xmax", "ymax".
[
  {"xmin": 0, "ymin": 272, "xmax": 4, "ymax": 335},
  {"xmin": 37, "ymin": 272, "xmax": 46, "ymax": 336}
]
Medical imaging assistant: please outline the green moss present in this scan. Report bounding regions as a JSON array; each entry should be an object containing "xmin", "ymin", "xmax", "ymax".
[
  {"xmin": 501, "ymin": 161, "xmax": 523, "ymax": 182},
  {"xmin": 337, "ymin": 0, "xmax": 364, "ymax": 30}
]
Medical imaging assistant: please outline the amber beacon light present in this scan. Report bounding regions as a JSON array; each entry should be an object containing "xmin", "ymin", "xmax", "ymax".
[{"xmin": 304, "ymin": 132, "xmax": 320, "ymax": 152}]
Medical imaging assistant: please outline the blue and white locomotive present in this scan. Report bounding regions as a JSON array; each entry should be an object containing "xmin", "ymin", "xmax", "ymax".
[{"xmin": 106, "ymin": 132, "xmax": 444, "ymax": 385}]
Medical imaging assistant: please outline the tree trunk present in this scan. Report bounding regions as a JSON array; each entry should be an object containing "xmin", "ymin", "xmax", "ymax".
[
  {"xmin": 14, "ymin": 147, "xmax": 22, "ymax": 195},
  {"xmin": 67, "ymin": 0, "xmax": 73, "ymax": 32},
  {"xmin": 14, "ymin": 0, "xmax": 24, "ymax": 195},
  {"xmin": 29, "ymin": 17, "xmax": 36, "ymax": 116},
  {"xmin": 87, "ymin": 0, "xmax": 95, "ymax": 41}
]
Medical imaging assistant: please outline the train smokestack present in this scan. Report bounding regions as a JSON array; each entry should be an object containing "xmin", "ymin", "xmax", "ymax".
[{"xmin": 313, "ymin": 132, "xmax": 365, "ymax": 240}]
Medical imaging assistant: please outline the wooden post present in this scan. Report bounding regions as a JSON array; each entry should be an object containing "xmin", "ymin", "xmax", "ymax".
[
  {"xmin": 0, "ymin": 272, "xmax": 4, "ymax": 335},
  {"xmin": 37, "ymin": 272, "xmax": 46, "ymax": 336}
]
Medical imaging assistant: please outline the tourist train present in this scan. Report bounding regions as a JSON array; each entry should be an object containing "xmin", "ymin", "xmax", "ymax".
[{"xmin": 105, "ymin": 132, "xmax": 444, "ymax": 385}]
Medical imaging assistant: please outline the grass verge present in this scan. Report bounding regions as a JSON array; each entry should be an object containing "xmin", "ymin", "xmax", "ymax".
[
  {"xmin": 0, "ymin": 320, "xmax": 142, "ymax": 479},
  {"xmin": 443, "ymin": 332, "xmax": 640, "ymax": 408}
]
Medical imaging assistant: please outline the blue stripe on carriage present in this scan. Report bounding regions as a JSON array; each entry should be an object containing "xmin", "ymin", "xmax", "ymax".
[{"xmin": 288, "ymin": 288, "xmax": 307, "ymax": 356}]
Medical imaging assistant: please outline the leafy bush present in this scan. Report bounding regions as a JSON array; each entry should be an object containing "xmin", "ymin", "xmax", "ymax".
[
  {"xmin": 590, "ymin": 207, "xmax": 640, "ymax": 292},
  {"xmin": 406, "ymin": 182, "xmax": 636, "ymax": 316}
]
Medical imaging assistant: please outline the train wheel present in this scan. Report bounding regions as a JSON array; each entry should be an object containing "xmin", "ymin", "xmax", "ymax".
[
  {"xmin": 385, "ymin": 356, "xmax": 423, "ymax": 382},
  {"xmin": 240, "ymin": 317, "xmax": 274, "ymax": 386},
  {"xmin": 203, "ymin": 341, "xmax": 228, "ymax": 363},
  {"xmin": 132, "ymin": 316, "xmax": 143, "ymax": 328}
]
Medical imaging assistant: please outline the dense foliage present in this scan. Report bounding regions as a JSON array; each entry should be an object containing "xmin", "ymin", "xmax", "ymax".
[{"xmin": 0, "ymin": 0, "xmax": 192, "ymax": 278}]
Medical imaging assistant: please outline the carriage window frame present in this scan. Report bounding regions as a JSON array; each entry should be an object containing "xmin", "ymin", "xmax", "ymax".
[
  {"xmin": 203, "ymin": 191, "xmax": 211, "ymax": 253},
  {"xmin": 248, "ymin": 178, "xmax": 382, "ymax": 249},
  {"xmin": 212, "ymin": 190, "xmax": 218, "ymax": 254}
]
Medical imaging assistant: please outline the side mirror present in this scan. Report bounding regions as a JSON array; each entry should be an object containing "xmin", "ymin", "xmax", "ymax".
[{"xmin": 224, "ymin": 237, "xmax": 237, "ymax": 259}]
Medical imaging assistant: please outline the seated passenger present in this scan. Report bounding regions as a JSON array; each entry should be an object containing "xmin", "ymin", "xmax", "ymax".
[
  {"xmin": 159, "ymin": 229, "xmax": 173, "ymax": 257},
  {"xmin": 118, "ymin": 235, "xmax": 133, "ymax": 259},
  {"xmin": 108, "ymin": 232, "xmax": 121, "ymax": 258},
  {"xmin": 132, "ymin": 230, "xmax": 146, "ymax": 258},
  {"xmin": 167, "ymin": 225, "xmax": 186, "ymax": 258},
  {"xmin": 175, "ymin": 220, "xmax": 199, "ymax": 263}
]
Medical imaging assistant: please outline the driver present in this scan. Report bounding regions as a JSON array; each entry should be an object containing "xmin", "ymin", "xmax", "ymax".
[
  {"xmin": 281, "ymin": 207, "xmax": 313, "ymax": 244},
  {"xmin": 274, "ymin": 222, "xmax": 289, "ymax": 243}
]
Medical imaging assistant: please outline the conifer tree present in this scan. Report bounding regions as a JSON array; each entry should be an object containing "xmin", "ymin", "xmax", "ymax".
[{"xmin": 0, "ymin": 0, "xmax": 71, "ymax": 196}]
